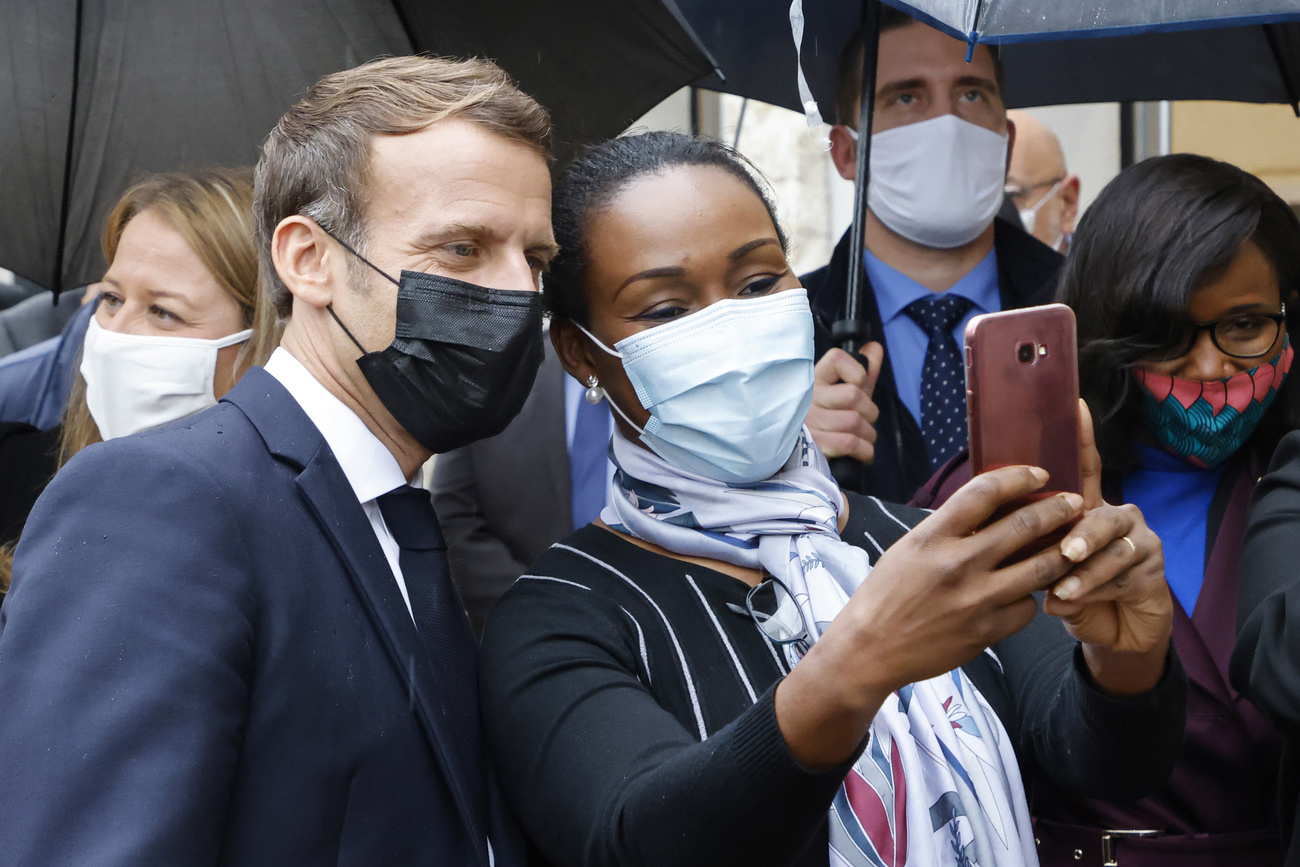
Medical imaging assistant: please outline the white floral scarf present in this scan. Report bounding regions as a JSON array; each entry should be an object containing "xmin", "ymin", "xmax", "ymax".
[{"xmin": 602, "ymin": 428, "xmax": 1038, "ymax": 867}]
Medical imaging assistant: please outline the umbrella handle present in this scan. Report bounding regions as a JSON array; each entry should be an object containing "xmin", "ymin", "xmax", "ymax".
[{"xmin": 826, "ymin": 349, "xmax": 872, "ymax": 488}]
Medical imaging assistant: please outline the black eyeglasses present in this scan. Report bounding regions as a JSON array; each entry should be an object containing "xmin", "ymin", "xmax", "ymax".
[
  {"xmin": 1145, "ymin": 304, "xmax": 1287, "ymax": 362},
  {"xmin": 728, "ymin": 576, "xmax": 812, "ymax": 658}
]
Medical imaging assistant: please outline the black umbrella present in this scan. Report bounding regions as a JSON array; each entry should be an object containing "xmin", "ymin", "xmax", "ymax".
[{"xmin": 0, "ymin": 0, "xmax": 716, "ymax": 295}]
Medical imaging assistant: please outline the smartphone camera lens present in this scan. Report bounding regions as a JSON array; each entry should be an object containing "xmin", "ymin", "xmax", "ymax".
[{"xmin": 1017, "ymin": 343, "xmax": 1035, "ymax": 363}]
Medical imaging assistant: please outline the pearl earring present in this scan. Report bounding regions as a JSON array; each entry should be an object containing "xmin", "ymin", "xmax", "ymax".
[{"xmin": 584, "ymin": 374, "xmax": 603, "ymax": 405}]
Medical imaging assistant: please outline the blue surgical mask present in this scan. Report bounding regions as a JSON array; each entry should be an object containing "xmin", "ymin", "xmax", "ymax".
[{"xmin": 576, "ymin": 289, "xmax": 815, "ymax": 484}]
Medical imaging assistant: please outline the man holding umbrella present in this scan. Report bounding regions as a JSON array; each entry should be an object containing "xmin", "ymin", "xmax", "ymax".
[{"xmin": 803, "ymin": 7, "xmax": 1062, "ymax": 503}]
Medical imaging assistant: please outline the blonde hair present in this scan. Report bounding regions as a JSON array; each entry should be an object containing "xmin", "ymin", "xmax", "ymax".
[
  {"xmin": 0, "ymin": 541, "xmax": 12, "ymax": 596},
  {"xmin": 59, "ymin": 168, "xmax": 279, "ymax": 466},
  {"xmin": 254, "ymin": 54, "xmax": 552, "ymax": 319}
]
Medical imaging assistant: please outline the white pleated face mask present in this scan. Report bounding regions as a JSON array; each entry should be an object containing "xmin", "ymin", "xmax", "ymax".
[
  {"xmin": 858, "ymin": 114, "xmax": 1009, "ymax": 249},
  {"xmin": 80, "ymin": 318, "xmax": 253, "ymax": 441},
  {"xmin": 576, "ymin": 289, "xmax": 815, "ymax": 485}
]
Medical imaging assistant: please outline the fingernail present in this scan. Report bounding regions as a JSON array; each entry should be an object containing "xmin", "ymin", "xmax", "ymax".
[
  {"xmin": 1030, "ymin": 467, "xmax": 1049, "ymax": 483},
  {"xmin": 1054, "ymin": 576, "xmax": 1083, "ymax": 600},
  {"xmin": 1062, "ymin": 493, "xmax": 1083, "ymax": 511},
  {"xmin": 1061, "ymin": 537, "xmax": 1088, "ymax": 562}
]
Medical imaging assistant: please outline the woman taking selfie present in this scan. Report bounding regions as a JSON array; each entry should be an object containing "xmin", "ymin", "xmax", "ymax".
[
  {"xmin": 479, "ymin": 131, "xmax": 1186, "ymax": 867},
  {"xmin": 918, "ymin": 154, "xmax": 1296, "ymax": 865}
]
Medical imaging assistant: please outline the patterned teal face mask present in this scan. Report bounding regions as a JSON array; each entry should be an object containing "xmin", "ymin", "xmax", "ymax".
[{"xmin": 1134, "ymin": 338, "xmax": 1293, "ymax": 468}]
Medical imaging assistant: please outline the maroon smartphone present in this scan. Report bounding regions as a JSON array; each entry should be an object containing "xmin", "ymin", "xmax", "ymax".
[{"xmin": 966, "ymin": 303, "xmax": 1081, "ymax": 506}]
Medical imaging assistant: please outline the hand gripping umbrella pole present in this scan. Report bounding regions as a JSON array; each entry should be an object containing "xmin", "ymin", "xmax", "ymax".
[{"xmin": 828, "ymin": 0, "xmax": 889, "ymax": 487}]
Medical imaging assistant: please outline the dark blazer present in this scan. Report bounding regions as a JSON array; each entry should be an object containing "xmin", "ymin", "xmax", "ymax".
[
  {"xmin": 433, "ymin": 345, "xmax": 573, "ymax": 635},
  {"xmin": 1234, "ymin": 429, "xmax": 1300, "ymax": 866},
  {"xmin": 801, "ymin": 218, "xmax": 1063, "ymax": 503},
  {"xmin": 918, "ymin": 455, "xmax": 1285, "ymax": 865},
  {"xmin": 0, "ymin": 368, "xmax": 522, "ymax": 867}
]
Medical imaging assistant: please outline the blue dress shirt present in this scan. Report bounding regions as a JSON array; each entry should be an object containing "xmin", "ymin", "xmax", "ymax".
[
  {"xmin": 864, "ymin": 249, "xmax": 1000, "ymax": 426},
  {"xmin": 563, "ymin": 373, "xmax": 615, "ymax": 528}
]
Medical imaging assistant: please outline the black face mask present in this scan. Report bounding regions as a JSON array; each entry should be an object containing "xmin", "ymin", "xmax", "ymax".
[{"xmin": 324, "ymin": 236, "xmax": 544, "ymax": 454}]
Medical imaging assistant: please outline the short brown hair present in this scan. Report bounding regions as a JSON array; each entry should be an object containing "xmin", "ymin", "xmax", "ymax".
[
  {"xmin": 834, "ymin": 11, "xmax": 1005, "ymax": 126},
  {"xmin": 254, "ymin": 55, "xmax": 553, "ymax": 319}
]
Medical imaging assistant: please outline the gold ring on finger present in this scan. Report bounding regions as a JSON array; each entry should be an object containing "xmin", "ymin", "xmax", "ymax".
[{"xmin": 1120, "ymin": 535, "xmax": 1138, "ymax": 557}]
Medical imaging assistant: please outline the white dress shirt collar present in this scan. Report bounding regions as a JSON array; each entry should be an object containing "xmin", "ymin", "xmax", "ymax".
[{"xmin": 263, "ymin": 347, "xmax": 410, "ymax": 501}]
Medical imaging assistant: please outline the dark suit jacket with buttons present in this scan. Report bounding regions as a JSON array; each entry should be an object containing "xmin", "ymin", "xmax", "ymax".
[
  {"xmin": 800, "ymin": 217, "xmax": 1063, "ymax": 503},
  {"xmin": 0, "ymin": 367, "xmax": 523, "ymax": 867},
  {"xmin": 433, "ymin": 345, "xmax": 572, "ymax": 635}
]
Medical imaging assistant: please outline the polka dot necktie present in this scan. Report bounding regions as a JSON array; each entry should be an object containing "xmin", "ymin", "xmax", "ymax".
[{"xmin": 904, "ymin": 293, "xmax": 974, "ymax": 470}]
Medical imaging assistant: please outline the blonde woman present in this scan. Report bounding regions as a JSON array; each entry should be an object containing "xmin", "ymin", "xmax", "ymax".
[{"xmin": 0, "ymin": 168, "xmax": 278, "ymax": 592}]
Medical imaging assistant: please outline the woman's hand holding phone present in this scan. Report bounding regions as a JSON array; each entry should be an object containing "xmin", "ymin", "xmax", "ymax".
[
  {"xmin": 1044, "ymin": 401, "xmax": 1174, "ymax": 696},
  {"xmin": 778, "ymin": 463, "xmax": 1085, "ymax": 770},
  {"xmin": 776, "ymin": 409, "xmax": 1173, "ymax": 771}
]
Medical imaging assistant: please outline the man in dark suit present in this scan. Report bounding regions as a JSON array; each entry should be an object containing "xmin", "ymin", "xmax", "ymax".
[
  {"xmin": 0, "ymin": 55, "xmax": 554, "ymax": 866},
  {"xmin": 434, "ymin": 343, "xmax": 613, "ymax": 635},
  {"xmin": 801, "ymin": 9, "xmax": 1063, "ymax": 503}
]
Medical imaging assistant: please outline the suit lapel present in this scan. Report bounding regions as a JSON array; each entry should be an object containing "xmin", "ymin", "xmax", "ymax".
[
  {"xmin": 1190, "ymin": 465, "xmax": 1254, "ymax": 701},
  {"xmin": 223, "ymin": 369, "xmax": 491, "ymax": 866}
]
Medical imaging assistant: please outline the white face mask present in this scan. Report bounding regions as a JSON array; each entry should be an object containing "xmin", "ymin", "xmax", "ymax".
[
  {"xmin": 80, "ymin": 318, "xmax": 253, "ymax": 441},
  {"xmin": 1017, "ymin": 178, "xmax": 1065, "ymax": 250},
  {"xmin": 853, "ymin": 114, "xmax": 1008, "ymax": 249},
  {"xmin": 576, "ymin": 289, "xmax": 815, "ymax": 484}
]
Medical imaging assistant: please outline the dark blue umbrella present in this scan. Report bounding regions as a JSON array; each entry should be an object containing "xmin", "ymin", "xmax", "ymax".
[{"xmin": 887, "ymin": 0, "xmax": 1300, "ymax": 42}]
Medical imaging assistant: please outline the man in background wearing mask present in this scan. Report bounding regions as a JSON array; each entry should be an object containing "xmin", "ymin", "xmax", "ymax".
[
  {"xmin": 1007, "ymin": 109, "xmax": 1079, "ymax": 255},
  {"xmin": 0, "ymin": 56, "xmax": 549, "ymax": 866},
  {"xmin": 803, "ymin": 9, "xmax": 1063, "ymax": 503}
]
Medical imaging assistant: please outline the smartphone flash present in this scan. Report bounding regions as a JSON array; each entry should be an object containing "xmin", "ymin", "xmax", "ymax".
[{"xmin": 1038, "ymin": 345, "xmax": 1049, "ymax": 357}]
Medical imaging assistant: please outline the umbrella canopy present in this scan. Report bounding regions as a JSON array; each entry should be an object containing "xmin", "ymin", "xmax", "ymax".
[
  {"xmin": 677, "ymin": 0, "xmax": 1300, "ymax": 118},
  {"xmin": 888, "ymin": 0, "xmax": 1300, "ymax": 43},
  {"xmin": 0, "ymin": 0, "xmax": 715, "ymax": 294}
]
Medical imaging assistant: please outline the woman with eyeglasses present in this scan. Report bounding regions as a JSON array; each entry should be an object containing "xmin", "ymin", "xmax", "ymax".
[
  {"xmin": 917, "ymin": 154, "xmax": 1296, "ymax": 865},
  {"xmin": 478, "ymin": 131, "xmax": 1186, "ymax": 867}
]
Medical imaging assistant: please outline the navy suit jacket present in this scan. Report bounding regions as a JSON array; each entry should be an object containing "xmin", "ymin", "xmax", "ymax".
[{"xmin": 0, "ymin": 368, "xmax": 522, "ymax": 866}]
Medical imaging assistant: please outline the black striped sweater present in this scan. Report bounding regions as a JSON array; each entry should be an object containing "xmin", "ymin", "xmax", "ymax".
[{"xmin": 480, "ymin": 493, "xmax": 1187, "ymax": 867}]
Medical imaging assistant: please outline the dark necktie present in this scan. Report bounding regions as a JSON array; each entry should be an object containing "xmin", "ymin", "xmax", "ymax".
[
  {"xmin": 376, "ymin": 486, "xmax": 487, "ymax": 828},
  {"xmin": 904, "ymin": 293, "xmax": 974, "ymax": 469},
  {"xmin": 569, "ymin": 395, "xmax": 611, "ymax": 530}
]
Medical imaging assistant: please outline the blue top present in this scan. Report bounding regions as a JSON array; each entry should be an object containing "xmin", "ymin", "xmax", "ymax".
[
  {"xmin": 1123, "ymin": 443, "xmax": 1228, "ymax": 616},
  {"xmin": 864, "ymin": 249, "xmax": 1000, "ymax": 426}
]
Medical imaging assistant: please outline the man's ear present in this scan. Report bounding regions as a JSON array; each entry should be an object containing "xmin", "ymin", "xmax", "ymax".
[
  {"xmin": 1004, "ymin": 116, "xmax": 1018, "ymax": 176},
  {"xmin": 550, "ymin": 318, "xmax": 600, "ymax": 385},
  {"xmin": 272, "ymin": 216, "xmax": 344, "ymax": 310},
  {"xmin": 828, "ymin": 125, "xmax": 858, "ymax": 182},
  {"xmin": 1060, "ymin": 175, "xmax": 1081, "ymax": 233}
]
